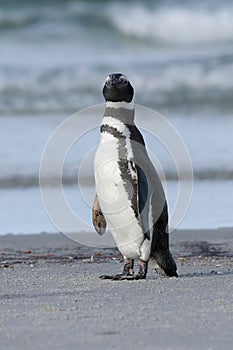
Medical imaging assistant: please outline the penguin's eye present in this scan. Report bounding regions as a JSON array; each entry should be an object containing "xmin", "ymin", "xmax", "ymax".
[{"xmin": 119, "ymin": 75, "xmax": 128, "ymax": 86}]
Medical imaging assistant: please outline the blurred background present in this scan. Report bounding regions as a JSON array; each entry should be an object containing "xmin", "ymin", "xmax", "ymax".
[{"xmin": 0, "ymin": 0, "xmax": 233, "ymax": 234}]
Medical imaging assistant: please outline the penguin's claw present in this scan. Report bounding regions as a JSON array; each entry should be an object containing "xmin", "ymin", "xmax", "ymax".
[
  {"xmin": 112, "ymin": 274, "xmax": 134, "ymax": 281},
  {"xmin": 99, "ymin": 273, "xmax": 134, "ymax": 280},
  {"xmin": 99, "ymin": 273, "xmax": 146, "ymax": 281},
  {"xmin": 112, "ymin": 274, "xmax": 146, "ymax": 281}
]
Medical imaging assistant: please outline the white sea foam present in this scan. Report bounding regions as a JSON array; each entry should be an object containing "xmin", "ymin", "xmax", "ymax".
[
  {"xmin": 133, "ymin": 62, "xmax": 233, "ymax": 98},
  {"xmin": 1, "ymin": 60, "xmax": 233, "ymax": 114},
  {"xmin": 109, "ymin": 5, "xmax": 233, "ymax": 44}
]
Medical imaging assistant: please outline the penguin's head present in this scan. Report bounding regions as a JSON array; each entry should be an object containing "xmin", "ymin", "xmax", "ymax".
[{"xmin": 103, "ymin": 73, "xmax": 134, "ymax": 103}]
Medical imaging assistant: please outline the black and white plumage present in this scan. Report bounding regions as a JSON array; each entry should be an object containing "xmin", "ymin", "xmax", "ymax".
[{"xmin": 92, "ymin": 73, "xmax": 177, "ymax": 280}]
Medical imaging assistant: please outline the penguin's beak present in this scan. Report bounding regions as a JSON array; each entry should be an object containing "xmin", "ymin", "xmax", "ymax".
[{"xmin": 106, "ymin": 75, "xmax": 119, "ymax": 86}]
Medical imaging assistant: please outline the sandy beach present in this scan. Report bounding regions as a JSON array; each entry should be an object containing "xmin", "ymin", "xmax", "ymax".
[{"xmin": 1, "ymin": 229, "xmax": 233, "ymax": 350}]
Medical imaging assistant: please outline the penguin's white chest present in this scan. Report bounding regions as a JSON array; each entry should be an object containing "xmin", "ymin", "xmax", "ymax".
[
  {"xmin": 94, "ymin": 136, "xmax": 121, "ymax": 204},
  {"xmin": 94, "ymin": 132, "xmax": 144, "ymax": 259}
]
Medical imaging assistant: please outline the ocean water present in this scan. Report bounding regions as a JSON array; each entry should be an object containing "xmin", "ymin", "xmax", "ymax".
[{"xmin": 0, "ymin": 0, "xmax": 233, "ymax": 234}]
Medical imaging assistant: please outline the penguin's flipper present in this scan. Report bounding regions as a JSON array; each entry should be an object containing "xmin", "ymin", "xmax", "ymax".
[
  {"xmin": 92, "ymin": 194, "xmax": 107, "ymax": 235},
  {"xmin": 134, "ymin": 163, "xmax": 150, "ymax": 240}
]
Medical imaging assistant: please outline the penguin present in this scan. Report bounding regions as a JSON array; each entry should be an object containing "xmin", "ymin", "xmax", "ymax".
[{"xmin": 92, "ymin": 73, "xmax": 177, "ymax": 280}]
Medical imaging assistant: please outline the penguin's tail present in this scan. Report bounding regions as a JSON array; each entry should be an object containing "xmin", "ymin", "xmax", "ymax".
[
  {"xmin": 149, "ymin": 251, "xmax": 178, "ymax": 277},
  {"xmin": 149, "ymin": 201, "xmax": 178, "ymax": 277}
]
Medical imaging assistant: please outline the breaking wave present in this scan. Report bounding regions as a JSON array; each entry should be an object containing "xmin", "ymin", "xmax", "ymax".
[{"xmin": 109, "ymin": 4, "xmax": 233, "ymax": 45}]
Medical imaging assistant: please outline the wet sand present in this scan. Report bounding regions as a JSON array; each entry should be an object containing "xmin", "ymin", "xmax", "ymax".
[{"xmin": 1, "ymin": 229, "xmax": 233, "ymax": 350}]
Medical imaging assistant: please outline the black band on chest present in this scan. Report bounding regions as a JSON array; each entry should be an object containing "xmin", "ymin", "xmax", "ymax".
[{"xmin": 100, "ymin": 124, "xmax": 126, "ymax": 139}]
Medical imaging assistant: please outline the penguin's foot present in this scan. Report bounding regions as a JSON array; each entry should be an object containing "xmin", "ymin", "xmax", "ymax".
[
  {"xmin": 134, "ymin": 259, "xmax": 148, "ymax": 280},
  {"xmin": 111, "ymin": 260, "xmax": 148, "ymax": 280},
  {"xmin": 99, "ymin": 259, "xmax": 148, "ymax": 281},
  {"xmin": 99, "ymin": 258, "xmax": 134, "ymax": 280}
]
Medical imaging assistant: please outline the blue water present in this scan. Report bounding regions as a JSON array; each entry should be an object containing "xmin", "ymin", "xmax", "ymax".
[{"xmin": 0, "ymin": 0, "xmax": 233, "ymax": 234}]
